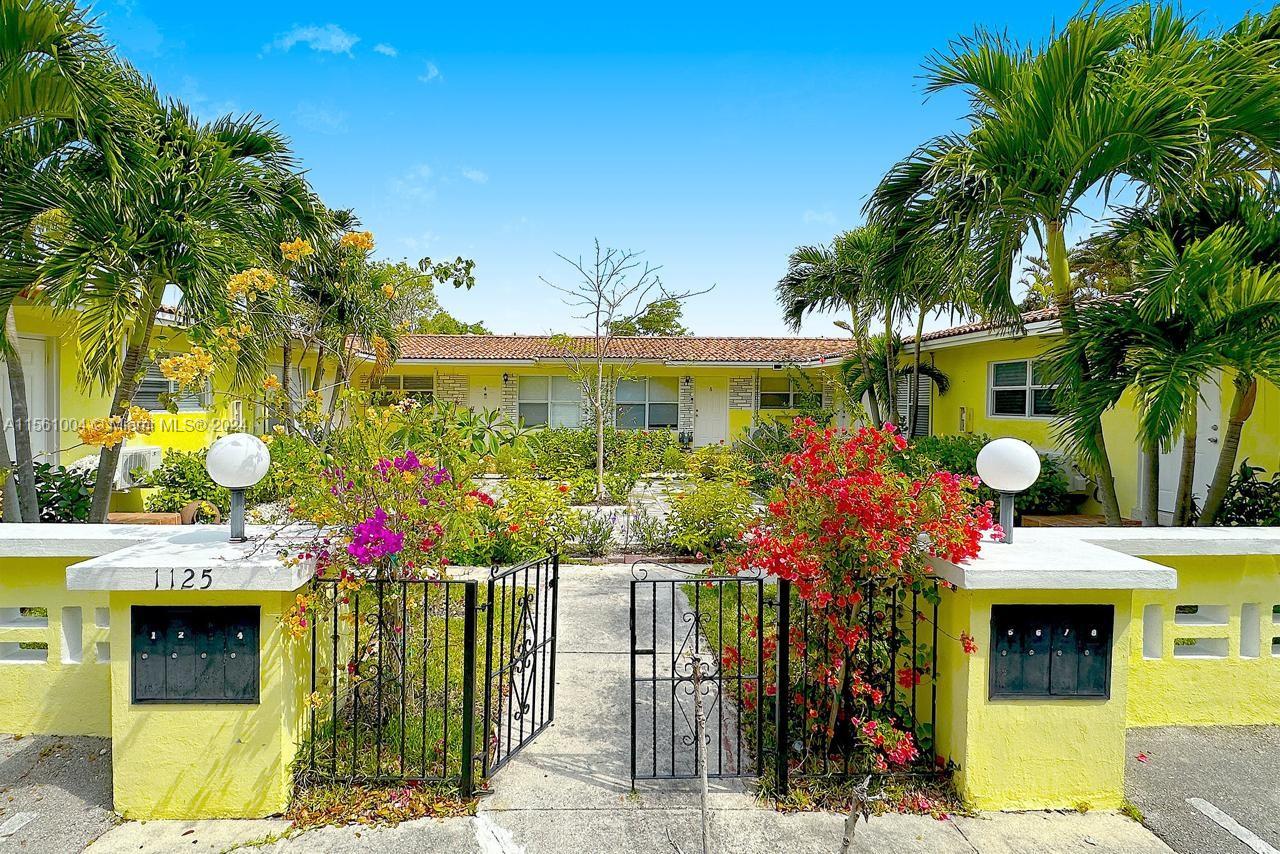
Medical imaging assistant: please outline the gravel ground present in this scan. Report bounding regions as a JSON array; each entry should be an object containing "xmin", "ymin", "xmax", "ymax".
[
  {"xmin": 1126, "ymin": 726, "xmax": 1280, "ymax": 854},
  {"xmin": 0, "ymin": 734, "xmax": 116, "ymax": 853}
]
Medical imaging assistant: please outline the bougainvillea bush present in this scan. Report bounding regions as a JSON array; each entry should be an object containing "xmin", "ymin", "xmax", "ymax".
[{"xmin": 724, "ymin": 418, "xmax": 996, "ymax": 779}]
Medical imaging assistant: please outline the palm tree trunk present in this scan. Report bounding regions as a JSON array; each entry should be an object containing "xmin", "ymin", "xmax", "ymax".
[
  {"xmin": 1046, "ymin": 221, "xmax": 1122, "ymax": 525},
  {"xmin": 311, "ymin": 341, "xmax": 326, "ymax": 393},
  {"xmin": 883, "ymin": 304, "xmax": 897, "ymax": 427},
  {"xmin": 89, "ymin": 284, "xmax": 164, "ymax": 522},
  {"xmin": 908, "ymin": 305, "xmax": 926, "ymax": 438},
  {"xmin": 853, "ymin": 311, "xmax": 882, "ymax": 425},
  {"xmin": 3, "ymin": 309, "xmax": 38, "ymax": 522},
  {"xmin": 1173, "ymin": 404, "xmax": 1198, "ymax": 526},
  {"xmin": 280, "ymin": 336, "xmax": 294, "ymax": 424},
  {"xmin": 1140, "ymin": 446, "xmax": 1159, "ymax": 526},
  {"xmin": 1, "ymin": 397, "xmax": 21, "ymax": 522},
  {"xmin": 1198, "ymin": 374, "xmax": 1256, "ymax": 526}
]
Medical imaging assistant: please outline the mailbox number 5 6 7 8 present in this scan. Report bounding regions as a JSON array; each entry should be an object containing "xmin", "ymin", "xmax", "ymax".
[{"xmin": 154, "ymin": 568, "xmax": 214, "ymax": 590}]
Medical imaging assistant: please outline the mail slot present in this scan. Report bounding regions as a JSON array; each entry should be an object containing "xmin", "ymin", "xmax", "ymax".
[
  {"xmin": 131, "ymin": 606, "xmax": 260, "ymax": 703},
  {"xmin": 989, "ymin": 604, "xmax": 1113, "ymax": 700}
]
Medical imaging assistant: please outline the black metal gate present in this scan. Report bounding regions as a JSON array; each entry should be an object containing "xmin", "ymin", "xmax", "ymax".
[
  {"xmin": 298, "ymin": 554, "xmax": 559, "ymax": 795},
  {"xmin": 629, "ymin": 563, "xmax": 766, "ymax": 781},
  {"xmin": 629, "ymin": 563, "xmax": 943, "ymax": 793}
]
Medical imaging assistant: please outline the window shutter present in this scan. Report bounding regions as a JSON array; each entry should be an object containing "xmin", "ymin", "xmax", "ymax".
[{"xmin": 896, "ymin": 376, "xmax": 933, "ymax": 437}]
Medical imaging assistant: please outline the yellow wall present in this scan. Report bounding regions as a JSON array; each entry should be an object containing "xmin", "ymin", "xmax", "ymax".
[
  {"xmin": 108, "ymin": 589, "xmax": 304, "ymax": 819},
  {"xmin": 1128, "ymin": 554, "xmax": 1280, "ymax": 727},
  {"xmin": 0, "ymin": 558, "xmax": 111, "ymax": 736},
  {"xmin": 11, "ymin": 304, "xmax": 239, "ymax": 467},
  {"xmin": 937, "ymin": 587, "xmax": 1133, "ymax": 811},
  {"xmin": 927, "ymin": 334, "xmax": 1280, "ymax": 518}
]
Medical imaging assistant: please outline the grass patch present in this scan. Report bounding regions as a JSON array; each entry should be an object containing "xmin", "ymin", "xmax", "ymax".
[
  {"xmin": 1120, "ymin": 800, "xmax": 1145, "ymax": 823},
  {"xmin": 287, "ymin": 783, "xmax": 474, "ymax": 829},
  {"xmin": 765, "ymin": 774, "xmax": 966, "ymax": 818}
]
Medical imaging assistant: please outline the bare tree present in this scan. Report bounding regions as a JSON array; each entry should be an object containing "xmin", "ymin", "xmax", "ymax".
[{"xmin": 542, "ymin": 242, "xmax": 709, "ymax": 501}]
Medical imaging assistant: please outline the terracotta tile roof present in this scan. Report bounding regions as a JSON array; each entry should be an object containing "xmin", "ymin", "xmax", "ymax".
[
  {"xmin": 912, "ymin": 306, "xmax": 1061, "ymax": 344},
  {"xmin": 382, "ymin": 335, "xmax": 859, "ymax": 365}
]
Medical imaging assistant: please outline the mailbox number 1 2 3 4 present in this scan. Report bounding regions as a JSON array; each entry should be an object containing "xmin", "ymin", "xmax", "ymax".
[{"xmin": 154, "ymin": 568, "xmax": 214, "ymax": 590}]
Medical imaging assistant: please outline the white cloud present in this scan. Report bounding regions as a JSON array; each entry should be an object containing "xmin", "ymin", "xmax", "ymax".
[
  {"xmin": 391, "ymin": 164, "xmax": 436, "ymax": 201},
  {"xmin": 177, "ymin": 76, "xmax": 238, "ymax": 120},
  {"xmin": 461, "ymin": 168, "xmax": 489, "ymax": 185},
  {"xmin": 803, "ymin": 209, "xmax": 838, "ymax": 226},
  {"xmin": 270, "ymin": 23, "xmax": 359, "ymax": 56},
  {"xmin": 373, "ymin": 43, "xmax": 398, "ymax": 57},
  {"xmin": 293, "ymin": 101, "xmax": 348, "ymax": 134},
  {"xmin": 401, "ymin": 231, "xmax": 441, "ymax": 253},
  {"xmin": 418, "ymin": 61, "xmax": 442, "ymax": 83}
]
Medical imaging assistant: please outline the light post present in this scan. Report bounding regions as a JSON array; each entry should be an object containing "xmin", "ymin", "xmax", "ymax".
[
  {"xmin": 205, "ymin": 433, "xmax": 271, "ymax": 543},
  {"xmin": 975, "ymin": 437, "xmax": 1040, "ymax": 545}
]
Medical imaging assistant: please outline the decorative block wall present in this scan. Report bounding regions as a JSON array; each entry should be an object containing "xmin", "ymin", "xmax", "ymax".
[
  {"xmin": 728, "ymin": 376, "xmax": 756, "ymax": 411},
  {"xmin": 501, "ymin": 374, "xmax": 519, "ymax": 421},
  {"xmin": 437, "ymin": 374, "xmax": 469, "ymax": 407},
  {"xmin": 678, "ymin": 377, "xmax": 695, "ymax": 432}
]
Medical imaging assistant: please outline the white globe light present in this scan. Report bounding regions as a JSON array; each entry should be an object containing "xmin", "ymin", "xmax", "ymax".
[
  {"xmin": 205, "ymin": 433, "xmax": 271, "ymax": 489},
  {"xmin": 976, "ymin": 437, "xmax": 1041, "ymax": 493}
]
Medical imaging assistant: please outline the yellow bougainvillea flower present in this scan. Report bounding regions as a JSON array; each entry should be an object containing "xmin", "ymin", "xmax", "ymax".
[
  {"xmin": 227, "ymin": 267, "xmax": 280, "ymax": 300},
  {"xmin": 381, "ymin": 283, "xmax": 396, "ymax": 299},
  {"xmin": 280, "ymin": 237, "xmax": 315, "ymax": 262},
  {"xmin": 262, "ymin": 374, "xmax": 281, "ymax": 392},
  {"xmin": 127, "ymin": 406, "xmax": 154, "ymax": 436},
  {"xmin": 79, "ymin": 416, "xmax": 131, "ymax": 449},
  {"xmin": 370, "ymin": 334, "xmax": 392, "ymax": 368},
  {"xmin": 339, "ymin": 230, "xmax": 375, "ymax": 252},
  {"xmin": 159, "ymin": 347, "xmax": 216, "ymax": 390}
]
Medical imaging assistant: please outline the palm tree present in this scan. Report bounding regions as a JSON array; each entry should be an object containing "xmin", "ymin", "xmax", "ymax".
[
  {"xmin": 867, "ymin": 4, "xmax": 1280, "ymax": 524},
  {"xmin": 777, "ymin": 227, "xmax": 893, "ymax": 425},
  {"xmin": 9, "ymin": 95, "xmax": 299, "ymax": 520},
  {"xmin": 836, "ymin": 334, "xmax": 951, "ymax": 436}
]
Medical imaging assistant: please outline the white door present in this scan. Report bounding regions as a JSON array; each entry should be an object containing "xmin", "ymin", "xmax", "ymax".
[
  {"xmin": 469, "ymin": 375, "xmax": 502, "ymax": 414},
  {"xmin": 1148, "ymin": 376, "xmax": 1221, "ymax": 524},
  {"xmin": 693, "ymin": 377, "xmax": 728, "ymax": 446},
  {"xmin": 1, "ymin": 336, "xmax": 54, "ymax": 464}
]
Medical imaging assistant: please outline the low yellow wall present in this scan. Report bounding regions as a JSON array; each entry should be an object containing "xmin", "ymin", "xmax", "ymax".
[
  {"xmin": 937, "ymin": 587, "xmax": 1133, "ymax": 811},
  {"xmin": 108, "ymin": 589, "xmax": 305, "ymax": 819},
  {"xmin": 0, "ymin": 558, "xmax": 110, "ymax": 736},
  {"xmin": 1128, "ymin": 554, "xmax": 1280, "ymax": 727}
]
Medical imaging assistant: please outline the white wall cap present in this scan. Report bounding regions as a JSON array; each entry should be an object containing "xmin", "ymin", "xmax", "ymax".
[
  {"xmin": 0, "ymin": 524, "xmax": 157, "ymax": 559},
  {"xmin": 926, "ymin": 526, "xmax": 1280, "ymax": 591},
  {"xmin": 53, "ymin": 524, "xmax": 318, "ymax": 592}
]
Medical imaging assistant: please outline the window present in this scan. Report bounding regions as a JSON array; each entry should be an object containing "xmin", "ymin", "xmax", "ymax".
[
  {"xmin": 369, "ymin": 374, "xmax": 433, "ymax": 405},
  {"xmin": 990, "ymin": 360, "xmax": 1057, "ymax": 418},
  {"xmin": 133, "ymin": 360, "xmax": 210, "ymax": 412},
  {"xmin": 616, "ymin": 377, "xmax": 678, "ymax": 430},
  {"xmin": 758, "ymin": 376, "xmax": 820, "ymax": 410},
  {"xmin": 989, "ymin": 605, "xmax": 1113, "ymax": 699},
  {"xmin": 262, "ymin": 364, "xmax": 313, "ymax": 429},
  {"xmin": 518, "ymin": 376, "xmax": 581, "ymax": 428}
]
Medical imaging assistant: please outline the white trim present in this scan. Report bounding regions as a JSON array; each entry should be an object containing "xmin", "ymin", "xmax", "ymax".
[{"xmin": 917, "ymin": 319, "xmax": 1061, "ymax": 352}]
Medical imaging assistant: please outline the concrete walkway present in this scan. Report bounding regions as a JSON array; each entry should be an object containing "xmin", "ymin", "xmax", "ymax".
[{"xmin": 85, "ymin": 564, "xmax": 1174, "ymax": 854}]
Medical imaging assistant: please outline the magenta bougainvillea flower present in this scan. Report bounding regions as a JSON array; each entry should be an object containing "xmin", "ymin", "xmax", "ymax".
[{"xmin": 347, "ymin": 508, "xmax": 405, "ymax": 565}]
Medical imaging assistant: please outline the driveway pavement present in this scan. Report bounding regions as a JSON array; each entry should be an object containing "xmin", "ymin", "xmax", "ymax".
[
  {"xmin": 1127, "ymin": 726, "xmax": 1280, "ymax": 854},
  {"xmin": 0, "ymin": 733, "xmax": 116, "ymax": 853}
]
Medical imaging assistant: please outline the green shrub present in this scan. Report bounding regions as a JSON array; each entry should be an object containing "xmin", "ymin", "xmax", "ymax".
[
  {"xmin": 903, "ymin": 433, "xmax": 1078, "ymax": 518},
  {"xmin": 684, "ymin": 443, "xmax": 751, "ymax": 483},
  {"xmin": 1215, "ymin": 461, "xmax": 1280, "ymax": 526},
  {"xmin": 624, "ymin": 506, "xmax": 673, "ymax": 553},
  {"xmin": 667, "ymin": 480, "xmax": 757, "ymax": 556},
  {"xmin": 34, "ymin": 461, "xmax": 95, "ymax": 522},
  {"xmin": 448, "ymin": 477, "xmax": 573, "ymax": 566},
  {"xmin": 142, "ymin": 450, "xmax": 230, "ymax": 515},
  {"xmin": 566, "ymin": 510, "xmax": 616, "ymax": 557},
  {"xmin": 733, "ymin": 420, "xmax": 801, "ymax": 492},
  {"xmin": 250, "ymin": 433, "xmax": 323, "ymax": 506},
  {"xmin": 660, "ymin": 445, "xmax": 686, "ymax": 473},
  {"xmin": 524, "ymin": 427, "xmax": 679, "ymax": 481}
]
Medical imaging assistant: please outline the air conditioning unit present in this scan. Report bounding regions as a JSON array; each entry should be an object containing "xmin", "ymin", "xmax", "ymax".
[
  {"xmin": 1045, "ymin": 450, "xmax": 1091, "ymax": 494},
  {"xmin": 115, "ymin": 445, "xmax": 163, "ymax": 489}
]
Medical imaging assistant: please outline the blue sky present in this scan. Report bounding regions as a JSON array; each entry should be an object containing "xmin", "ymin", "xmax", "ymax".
[{"xmin": 99, "ymin": 0, "xmax": 1258, "ymax": 337}]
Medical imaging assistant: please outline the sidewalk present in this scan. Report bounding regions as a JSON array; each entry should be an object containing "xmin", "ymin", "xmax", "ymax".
[{"xmin": 83, "ymin": 565, "xmax": 1174, "ymax": 854}]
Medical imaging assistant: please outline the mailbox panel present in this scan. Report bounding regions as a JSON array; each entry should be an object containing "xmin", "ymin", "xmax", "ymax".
[
  {"xmin": 989, "ymin": 605, "xmax": 1113, "ymax": 700},
  {"xmin": 131, "ymin": 606, "xmax": 260, "ymax": 704}
]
